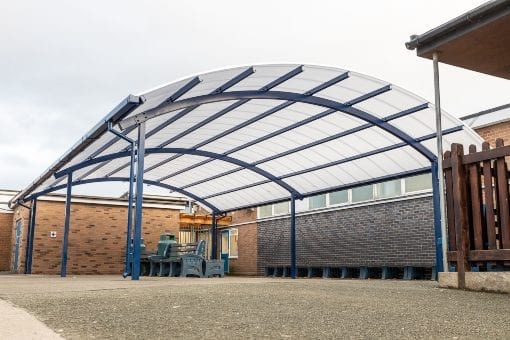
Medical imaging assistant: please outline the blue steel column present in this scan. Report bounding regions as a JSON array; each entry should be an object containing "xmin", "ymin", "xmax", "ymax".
[
  {"xmin": 25, "ymin": 198, "xmax": 37, "ymax": 274},
  {"xmin": 431, "ymin": 160, "xmax": 444, "ymax": 274},
  {"xmin": 61, "ymin": 172, "xmax": 73, "ymax": 277},
  {"xmin": 290, "ymin": 195, "xmax": 297, "ymax": 279},
  {"xmin": 211, "ymin": 212, "xmax": 217, "ymax": 260},
  {"xmin": 123, "ymin": 146, "xmax": 136, "ymax": 277},
  {"xmin": 132, "ymin": 122, "xmax": 146, "ymax": 280}
]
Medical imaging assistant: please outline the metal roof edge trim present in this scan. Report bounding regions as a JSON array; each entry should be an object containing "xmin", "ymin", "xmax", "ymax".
[
  {"xmin": 405, "ymin": 0, "xmax": 510, "ymax": 52},
  {"xmin": 8, "ymin": 95, "xmax": 142, "ymax": 208},
  {"xmin": 460, "ymin": 102, "xmax": 510, "ymax": 120}
]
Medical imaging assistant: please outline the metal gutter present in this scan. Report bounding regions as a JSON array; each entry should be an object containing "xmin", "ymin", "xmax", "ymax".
[
  {"xmin": 8, "ymin": 94, "xmax": 143, "ymax": 208},
  {"xmin": 405, "ymin": 0, "xmax": 510, "ymax": 52}
]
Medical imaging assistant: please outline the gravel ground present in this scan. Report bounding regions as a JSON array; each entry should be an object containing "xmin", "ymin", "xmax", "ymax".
[{"xmin": 0, "ymin": 275, "xmax": 509, "ymax": 339}]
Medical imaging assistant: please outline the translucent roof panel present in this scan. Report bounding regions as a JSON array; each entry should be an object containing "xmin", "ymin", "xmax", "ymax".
[{"xmin": 13, "ymin": 64, "xmax": 483, "ymax": 212}]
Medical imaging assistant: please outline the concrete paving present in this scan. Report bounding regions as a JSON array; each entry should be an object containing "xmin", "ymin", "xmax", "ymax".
[
  {"xmin": 0, "ymin": 299, "xmax": 63, "ymax": 339},
  {"xmin": 0, "ymin": 275, "xmax": 509, "ymax": 339}
]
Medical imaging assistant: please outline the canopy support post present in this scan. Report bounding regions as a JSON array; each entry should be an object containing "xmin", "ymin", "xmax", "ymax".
[
  {"xmin": 107, "ymin": 121, "xmax": 136, "ymax": 278},
  {"xmin": 290, "ymin": 195, "xmax": 297, "ymax": 279},
  {"xmin": 132, "ymin": 122, "xmax": 146, "ymax": 280},
  {"xmin": 124, "ymin": 146, "xmax": 136, "ymax": 277},
  {"xmin": 24, "ymin": 197, "xmax": 37, "ymax": 274},
  {"xmin": 432, "ymin": 160, "xmax": 445, "ymax": 275},
  {"xmin": 61, "ymin": 172, "xmax": 72, "ymax": 277},
  {"xmin": 433, "ymin": 52, "xmax": 448, "ymax": 274},
  {"xmin": 211, "ymin": 212, "xmax": 218, "ymax": 260}
]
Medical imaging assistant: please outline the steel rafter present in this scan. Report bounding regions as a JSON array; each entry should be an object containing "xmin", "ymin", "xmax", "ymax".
[
  {"xmin": 157, "ymin": 86, "xmax": 408, "ymax": 184},
  {"xmin": 177, "ymin": 103, "xmax": 433, "ymax": 192},
  {"xmin": 71, "ymin": 77, "xmax": 203, "ymax": 183},
  {"xmin": 199, "ymin": 126, "xmax": 463, "ymax": 200},
  {"xmin": 107, "ymin": 66, "xmax": 307, "ymax": 178},
  {"xmin": 26, "ymin": 176, "xmax": 220, "ymax": 213},
  {"xmin": 101, "ymin": 66, "xmax": 262, "ymax": 178},
  {"xmin": 118, "ymin": 90, "xmax": 436, "ymax": 161},
  {"xmin": 53, "ymin": 147, "xmax": 302, "ymax": 198},
  {"xmin": 219, "ymin": 166, "xmax": 433, "ymax": 214},
  {"xmin": 145, "ymin": 71, "xmax": 351, "ymax": 178}
]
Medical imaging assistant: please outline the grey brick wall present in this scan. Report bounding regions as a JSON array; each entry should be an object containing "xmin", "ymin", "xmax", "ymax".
[{"xmin": 257, "ymin": 196, "xmax": 435, "ymax": 274}]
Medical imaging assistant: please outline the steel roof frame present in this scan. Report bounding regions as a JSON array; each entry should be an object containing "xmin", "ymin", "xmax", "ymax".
[{"xmin": 13, "ymin": 64, "xmax": 483, "ymax": 282}]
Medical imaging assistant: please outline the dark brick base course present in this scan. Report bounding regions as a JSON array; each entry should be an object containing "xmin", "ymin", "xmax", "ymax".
[{"xmin": 257, "ymin": 196, "xmax": 435, "ymax": 275}]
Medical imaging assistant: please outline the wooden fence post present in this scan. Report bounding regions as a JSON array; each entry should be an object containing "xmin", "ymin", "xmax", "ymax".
[
  {"xmin": 450, "ymin": 143, "xmax": 470, "ymax": 289},
  {"xmin": 443, "ymin": 151, "xmax": 456, "ymax": 254},
  {"xmin": 468, "ymin": 145, "xmax": 484, "ymax": 256},
  {"xmin": 482, "ymin": 142, "xmax": 497, "ymax": 251},
  {"xmin": 495, "ymin": 139, "xmax": 510, "ymax": 251}
]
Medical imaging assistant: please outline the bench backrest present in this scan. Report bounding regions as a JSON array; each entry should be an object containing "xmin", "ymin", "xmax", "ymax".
[{"xmin": 163, "ymin": 240, "xmax": 206, "ymax": 258}]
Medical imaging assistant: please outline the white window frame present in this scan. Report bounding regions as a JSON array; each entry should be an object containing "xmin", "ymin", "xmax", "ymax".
[
  {"xmin": 256, "ymin": 173, "xmax": 433, "ymax": 218},
  {"xmin": 273, "ymin": 201, "xmax": 290, "ymax": 216},
  {"xmin": 328, "ymin": 189, "xmax": 350, "ymax": 207},
  {"xmin": 351, "ymin": 184, "xmax": 375, "ymax": 203},
  {"xmin": 308, "ymin": 193, "xmax": 327, "ymax": 210},
  {"xmin": 228, "ymin": 228, "xmax": 238, "ymax": 259},
  {"xmin": 403, "ymin": 173, "xmax": 433, "ymax": 195}
]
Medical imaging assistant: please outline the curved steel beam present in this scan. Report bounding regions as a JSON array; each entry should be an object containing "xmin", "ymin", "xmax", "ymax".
[
  {"xmin": 24, "ymin": 177, "xmax": 220, "ymax": 213},
  {"xmin": 119, "ymin": 90, "xmax": 436, "ymax": 161},
  {"xmin": 53, "ymin": 148, "xmax": 302, "ymax": 198}
]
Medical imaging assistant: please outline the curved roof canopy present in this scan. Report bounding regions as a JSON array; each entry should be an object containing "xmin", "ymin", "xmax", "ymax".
[{"xmin": 12, "ymin": 64, "xmax": 482, "ymax": 212}]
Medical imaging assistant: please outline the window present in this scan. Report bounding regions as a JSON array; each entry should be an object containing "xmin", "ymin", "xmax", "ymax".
[
  {"xmin": 229, "ymin": 229, "xmax": 238, "ymax": 257},
  {"xmin": 352, "ymin": 184, "xmax": 374, "ymax": 202},
  {"xmin": 329, "ymin": 190, "xmax": 348, "ymax": 205},
  {"xmin": 258, "ymin": 204, "xmax": 272, "ymax": 218},
  {"xmin": 405, "ymin": 173, "xmax": 432, "ymax": 193},
  {"xmin": 274, "ymin": 201, "xmax": 289, "ymax": 215},
  {"xmin": 376, "ymin": 179, "xmax": 401, "ymax": 199},
  {"xmin": 221, "ymin": 231, "xmax": 229, "ymax": 255},
  {"xmin": 309, "ymin": 194, "xmax": 326, "ymax": 209}
]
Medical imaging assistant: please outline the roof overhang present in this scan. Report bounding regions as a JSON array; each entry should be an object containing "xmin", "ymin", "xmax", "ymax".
[{"xmin": 406, "ymin": 0, "xmax": 510, "ymax": 80}]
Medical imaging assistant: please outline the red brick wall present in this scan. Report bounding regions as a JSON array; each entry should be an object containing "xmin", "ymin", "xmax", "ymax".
[
  {"xmin": 0, "ymin": 213, "xmax": 13, "ymax": 271},
  {"xmin": 12, "ymin": 200, "xmax": 180, "ymax": 275},
  {"xmin": 224, "ymin": 208, "xmax": 258, "ymax": 276},
  {"xmin": 475, "ymin": 121, "xmax": 510, "ymax": 147}
]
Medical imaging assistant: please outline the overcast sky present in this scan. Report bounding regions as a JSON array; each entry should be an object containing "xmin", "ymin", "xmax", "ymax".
[{"xmin": 1, "ymin": 0, "xmax": 509, "ymax": 196}]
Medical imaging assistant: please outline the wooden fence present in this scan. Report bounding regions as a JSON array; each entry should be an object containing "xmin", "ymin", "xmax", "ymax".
[{"xmin": 443, "ymin": 138, "xmax": 510, "ymax": 288}]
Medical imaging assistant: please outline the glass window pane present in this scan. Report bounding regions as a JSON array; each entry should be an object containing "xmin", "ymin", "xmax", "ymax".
[
  {"xmin": 329, "ymin": 190, "xmax": 348, "ymax": 205},
  {"xmin": 229, "ymin": 229, "xmax": 238, "ymax": 257},
  {"xmin": 352, "ymin": 185, "xmax": 374, "ymax": 202},
  {"xmin": 405, "ymin": 173, "xmax": 432, "ymax": 193},
  {"xmin": 309, "ymin": 194, "xmax": 326, "ymax": 209},
  {"xmin": 274, "ymin": 202, "xmax": 289, "ymax": 215},
  {"xmin": 258, "ymin": 205, "xmax": 272, "ymax": 218},
  {"xmin": 376, "ymin": 179, "xmax": 401, "ymax": 199},
  {"xmin": 221, "ymin": 232, "xmax": 229, "ymax": 254}
]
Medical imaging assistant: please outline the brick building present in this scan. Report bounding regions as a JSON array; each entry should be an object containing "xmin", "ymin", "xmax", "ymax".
[
  {"xmin": 2, "ymin": 193, "xmax": 187, "ymax": 275},
  {"xmin": 218, "ymin": 104, "xmax": 510, "ymax": 276},
  {"xmin": 0, "ymin": 190, "xmax": 16, "ymax": 271}
]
